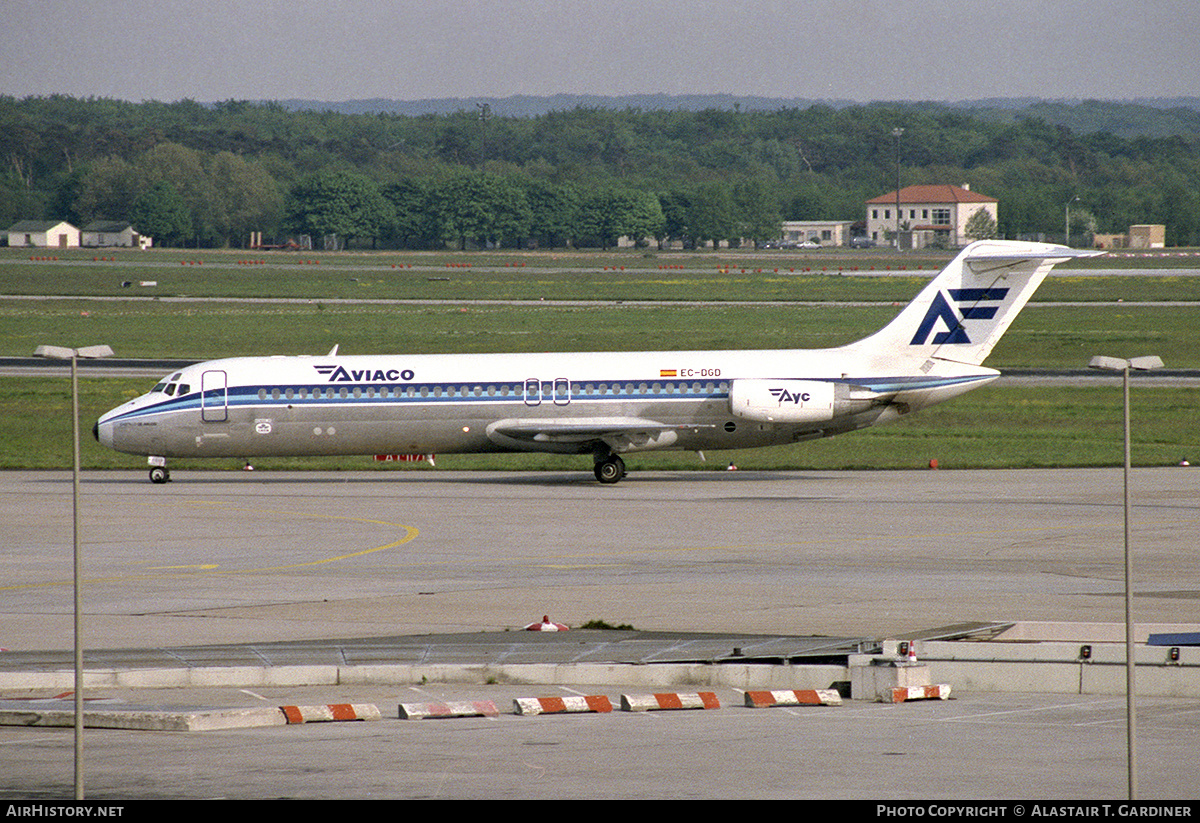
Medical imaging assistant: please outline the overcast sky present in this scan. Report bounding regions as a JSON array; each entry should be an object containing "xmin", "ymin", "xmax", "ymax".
[{"xmin": 4, "ymin": 0, "xmax": 1198, "ymax": 104}]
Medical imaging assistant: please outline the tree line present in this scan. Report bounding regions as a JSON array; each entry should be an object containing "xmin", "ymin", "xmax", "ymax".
[{"xmin": 2, "ymin": 95, "xmax": 1198, "ymax": 248}]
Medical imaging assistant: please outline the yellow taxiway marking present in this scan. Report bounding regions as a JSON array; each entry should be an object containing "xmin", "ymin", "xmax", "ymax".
[
  {"xmin": 186, "ymin": 501, "xmax": 421, "ymax": 573},
  {"xmin": 148, "ymin": 564, "xmax": 220, "ymax": 571},
  {"xmin": 0, "ymin": 501, "xmax": 419, "ymax": 590}
]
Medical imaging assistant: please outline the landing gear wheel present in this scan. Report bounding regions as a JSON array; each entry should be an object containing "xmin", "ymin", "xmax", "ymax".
[
  {"xmin": 594, "ymin": 455, "xmax": 626, "ymax": 484},
  {"xmin": 148, "ymin": 466, "xmax": 170, "ymax": 484}
]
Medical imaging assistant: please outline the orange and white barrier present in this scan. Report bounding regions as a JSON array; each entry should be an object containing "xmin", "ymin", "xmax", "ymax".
[
  {"xmin": 620, "ymin": 691, "xmax": 720, "ymax": 712},
  {"xmin": 398, "ymin": 700, "xmax": 500, "ymax": 720},
  {"xmin": 743, "ymin": 689, "xmax": 842, "ymax": 708},
  {"xmin": 279, "ymin": 703, "xmax": 381, "ymax": 724},
  {"xmin": 887, "ymin": 684, "xmax": 951, "ymax": 703},
  {"xmin": 513, "ymin": 695, "xmax": 613, "ymax": 715}
]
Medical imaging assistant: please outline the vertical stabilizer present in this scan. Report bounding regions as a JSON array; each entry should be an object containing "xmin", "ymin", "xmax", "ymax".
[{"xmin": 850, "ymin": 240, "xmax": 1100, "ymax": 366}]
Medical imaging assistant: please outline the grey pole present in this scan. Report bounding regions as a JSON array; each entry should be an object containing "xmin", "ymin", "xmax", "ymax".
[
  {"xmin": 892, "ymin": 127, "xmax": 904, "ymax": 249},
  {"xmin": 33, "ymin": 344, "xmax": 113, "ymax": 799},
  {"xmin": 1088, "ymin": 353, "xmax": 1163, "ymax": 801}
]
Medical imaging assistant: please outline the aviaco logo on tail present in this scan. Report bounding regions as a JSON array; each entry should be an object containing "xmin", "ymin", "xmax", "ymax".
[
  {"xmin": 768, "ymin": 387, "xmax": 813, "ymax": 405},
  {"xmin": 314, "ymin": 365, "xmax": 415, "ymax": 382},
  {"xmin": 910, "ymin": 288, "xmax": 1010, "ymax": 345}
]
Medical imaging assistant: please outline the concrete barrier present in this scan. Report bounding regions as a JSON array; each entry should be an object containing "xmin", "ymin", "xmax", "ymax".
[
  {"xmin": 0, "ymin": 706, "xmax": 286, "ymax": 732},
  {"xmin": 280, "ymin": 704, "xmax": 381, "ymax": 723},
  {"xmin": 513, "ymin": 695, "xmax": 613, "ymax": 715},
  {"xmin": 397, "ymin": 700, "xmax": 500, "ymax": 720},
  {"xmin": 886, "ymin": 684, "xmax": 952, "ymax": 703},
  {"xmin": 743, "ymin": 688, "xmax": 842, "ymax": 708},
  {"xmin": 620, "ymin": 691, "xmax": 720, "ymax": 712}
]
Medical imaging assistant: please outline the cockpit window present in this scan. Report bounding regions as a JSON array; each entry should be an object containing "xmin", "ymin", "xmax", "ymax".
[
  {"xmin": 151, "ymin": 373, "xmax": 185, "ymax": 395},
  {"xmin": 177, "ymin": 384, "xmax": 190, "ymax": 395}
]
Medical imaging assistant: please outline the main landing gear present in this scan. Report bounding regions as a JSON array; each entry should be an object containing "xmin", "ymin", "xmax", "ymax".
[{"xmin": 593, "ymin": 453, "xmax": 626, "ymax": 484}]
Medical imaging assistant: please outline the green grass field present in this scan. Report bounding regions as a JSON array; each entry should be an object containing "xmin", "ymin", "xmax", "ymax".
[
  {"xmin": 4, "ymin": 246, "xmax": 1200, "ymax": 303},
  {"xmin": 3, "ymin": 248, "xmax": 1196, "ymax": 473},
  {"xmin": 4, "ymin": 298, "xmax": 1196, "ymax": 367}
]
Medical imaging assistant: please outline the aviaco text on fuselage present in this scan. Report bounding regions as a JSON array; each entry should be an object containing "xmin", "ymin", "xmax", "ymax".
[{"xmin": 94, "ymin": 241, "xmax": 1100, "ymax": 484}]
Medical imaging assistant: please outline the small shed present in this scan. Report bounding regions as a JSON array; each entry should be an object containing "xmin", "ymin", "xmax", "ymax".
[
  {"xmin": 1128, "ymin": 225, "xmax": 1165, "ymax": 249},
  {"xmin": 5, "ymin": 220, "xmax": 80, "ymax": 248},
  {"xmin": 81, "ymin": 221, "xmax": 151, "ymax": 249}
]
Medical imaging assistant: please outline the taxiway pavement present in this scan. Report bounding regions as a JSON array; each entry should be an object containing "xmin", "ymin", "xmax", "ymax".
[
  {"xmin": 3, "ymin": 468, "xmax": 1199, "ymax": 800},
  {"xmin": 3, "ymin": 467, "xmax": 1198, "ymax": 650}
]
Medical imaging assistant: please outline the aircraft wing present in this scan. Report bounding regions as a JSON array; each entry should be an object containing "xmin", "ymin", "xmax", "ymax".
[{"xmin": 486, "ymin": 417, "xmax": 714, "ymax": 454}]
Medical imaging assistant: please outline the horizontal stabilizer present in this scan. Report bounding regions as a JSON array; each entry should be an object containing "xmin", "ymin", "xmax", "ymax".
[{"xmin": 961, "ymin": 244, "xmax": 1103, "ymax": 264}]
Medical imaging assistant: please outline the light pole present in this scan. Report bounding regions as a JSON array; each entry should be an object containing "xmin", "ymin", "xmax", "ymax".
[
  {"xmin": 476, "ymin": 102, "xmax": 491, "ymax": 170},
  {"xmin": 32, "ymin": 343, "xmax": 113, "ymax": 800},
  {"xmin": 1065, "ymin": 196, "xmax": 1080, "ymax": 247},
  {"xmin": 1087, "ymin": 353, "xmax": 1163, "ymax": 801},
  {"xmin": 892, "ymin": 127, "xmax": 904, "ymax": 249}
]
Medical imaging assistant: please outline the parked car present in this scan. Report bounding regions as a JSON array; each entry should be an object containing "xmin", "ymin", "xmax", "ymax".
[{"xmin": 850, "ymin": 236, "xmax": 875, "ymax": 249}]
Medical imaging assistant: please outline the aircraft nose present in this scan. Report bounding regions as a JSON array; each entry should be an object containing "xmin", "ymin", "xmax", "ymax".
[{"xmin": 93, "ymin": 417, "xmax": 114, "ymax": 449}]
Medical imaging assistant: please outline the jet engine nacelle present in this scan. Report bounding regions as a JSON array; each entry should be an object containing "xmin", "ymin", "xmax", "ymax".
[{"xmin": 730, "ymin": 379, "xmax": 837, "ymax": 423}]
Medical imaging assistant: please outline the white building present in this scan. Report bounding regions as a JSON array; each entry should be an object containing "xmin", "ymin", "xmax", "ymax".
[
  {"xmin": 779, "ymin": 220, "xmax": 855, "ymax": 246},
  {"xmin": 81, "ymin": 221, "xmax": 151, "ymax": 249},
  {"xmin": 5, "ymin": 220, "xmax": 80, "ymax": 249},
  {"xmin": 865, "ymin": 185, "xmax": 998, "ymax": 249}
]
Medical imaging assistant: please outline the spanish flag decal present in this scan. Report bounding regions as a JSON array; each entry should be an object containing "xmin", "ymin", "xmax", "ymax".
[{"xmin": 660, "ymin": 369, "xmax": 678, "ymax": 377}]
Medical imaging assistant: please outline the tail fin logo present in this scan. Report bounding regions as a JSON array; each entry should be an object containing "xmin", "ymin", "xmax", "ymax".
[{"xmin": 910, "ymin": 288, "xmax": 1009, "ymax": 345}]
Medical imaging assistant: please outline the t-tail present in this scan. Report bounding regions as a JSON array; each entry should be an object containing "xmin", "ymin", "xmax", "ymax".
[{"xmin": 848, "ymin": 240, "xmax": 1101, "ymax": 367}]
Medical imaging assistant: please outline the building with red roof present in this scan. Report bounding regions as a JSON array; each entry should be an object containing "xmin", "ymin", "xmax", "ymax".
[{"xmin": 865, "ymin": 184, "xmax": 998, "ymax": 249}]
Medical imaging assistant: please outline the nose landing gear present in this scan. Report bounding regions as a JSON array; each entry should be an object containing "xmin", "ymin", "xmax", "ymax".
[{"xmin": 148, "ymin": 458, "xmax": 170, "ymax": 484}]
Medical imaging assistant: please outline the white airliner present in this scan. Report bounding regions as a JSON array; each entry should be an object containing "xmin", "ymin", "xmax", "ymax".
[{"xmin": 94, "ymin": 240, "xmax": 1097, "ymax": 484}]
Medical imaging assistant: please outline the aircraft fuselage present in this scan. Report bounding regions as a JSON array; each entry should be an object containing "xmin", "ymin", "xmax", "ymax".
[{"xmin": 96, "ymin": 348, "xmax": 991, "ymax": 461}]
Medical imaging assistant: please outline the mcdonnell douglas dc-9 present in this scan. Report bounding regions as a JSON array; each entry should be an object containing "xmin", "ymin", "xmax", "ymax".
[{"xmin": 94, "ymin": 240, "xmax": 1095, "ymax": 484}]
